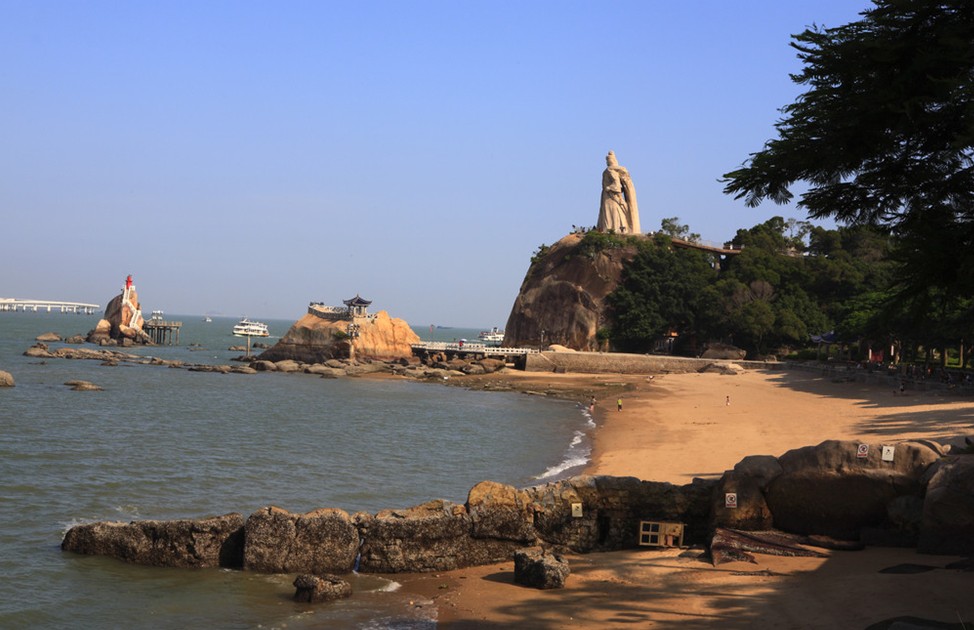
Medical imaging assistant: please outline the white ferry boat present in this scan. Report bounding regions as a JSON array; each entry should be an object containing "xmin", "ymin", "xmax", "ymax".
[
  {"xmin": 232, "ymin": 318, "xmax": 269, "ymax": 337},
  {"xmin": 478, "ymin": 326, "xmax": 504, "ymax": 345}
]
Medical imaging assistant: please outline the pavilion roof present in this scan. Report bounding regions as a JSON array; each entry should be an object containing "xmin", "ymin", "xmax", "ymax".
[{"xmin": 343, "ymin": 294, "xmax": 372, "ymax": 307}]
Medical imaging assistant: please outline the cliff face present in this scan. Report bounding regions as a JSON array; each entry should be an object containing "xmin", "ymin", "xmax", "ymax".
[
  {"xmin": 257, "ymin": 310, "xmax": 420, "ymax": 363},
  {"xmin": 503, "ymin": 233, "xmax": 640, "ymax": 350}
]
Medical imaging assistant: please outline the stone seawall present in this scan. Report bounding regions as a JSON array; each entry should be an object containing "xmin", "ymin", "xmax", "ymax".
[
  {"xmin": 524, "ymin": 351, "xmax": 774, "ymax": 374},
  {"xmin": 62, "ymin": 440, "xmax": 974, "ymax": 575}
]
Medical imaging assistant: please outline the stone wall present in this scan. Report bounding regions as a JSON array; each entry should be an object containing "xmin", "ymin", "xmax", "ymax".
[{"xmin": 524, "ymin": 351, "xmax": 774, "ymax": 374}]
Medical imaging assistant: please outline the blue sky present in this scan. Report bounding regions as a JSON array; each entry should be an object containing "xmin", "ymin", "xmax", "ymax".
[{"xmin": 1, "ymin": 1, "xmax": 873, "ymax": 327}]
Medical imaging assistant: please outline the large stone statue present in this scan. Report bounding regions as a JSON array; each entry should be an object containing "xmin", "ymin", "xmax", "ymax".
[{"xmin": 597, "ymin": 151, "xmax": 640, "ymax": 234}]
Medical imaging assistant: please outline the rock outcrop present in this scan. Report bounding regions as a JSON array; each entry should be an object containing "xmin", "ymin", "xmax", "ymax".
[
  {"xmin": 763, "ymin": 440, "xmax": 939, "ymax": 540},
  {"xmin": 243, "ymin": 507, "xmax": 359, "ymax": 574},
  {"xmin": 257, "ymin": 310, "xmax": 419, "ymax": 363},
  {"xmin": 356, "ymin": 499, "xmax": 523, "ymax": 573},
  {"xmin": 60, "ymin": 513, "xmax": 245, "ymax": 568},
  {"xmin": 504, "ymin": 233, "xmax": 641, "ymax": 350},
  {"xmin": 0, "ymin": 370, "xmax": 14, "ymax": 387},
  {"xmin": 87, "ymin": 278, "xmax": 150, "ymax": 345}
]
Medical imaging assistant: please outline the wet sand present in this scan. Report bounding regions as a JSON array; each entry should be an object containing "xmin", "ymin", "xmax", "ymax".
[{"xmin": 399, "ymin": 367, "xmax": 974, "ymax": 629}]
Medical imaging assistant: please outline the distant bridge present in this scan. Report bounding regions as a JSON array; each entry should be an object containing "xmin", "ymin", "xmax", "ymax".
[{"xmin": 0, "ymin": 298, "xmax": 100, "ymax": 314}]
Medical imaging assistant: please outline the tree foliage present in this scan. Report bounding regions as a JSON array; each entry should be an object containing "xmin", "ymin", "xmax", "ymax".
[
  {"xmin": 659, "ymin": 217, "xmax": 701, "ymax": 242},
  {"xmin": 721, "ymin": 0, "xmax": 974, "ymax": 314},
  {"xmin": 605, "ymin": 218, "xmax": 895, "ymax": 358},
  {"xmin": 606, "ymin": 235, "xmax": 717, "ymax": 353}
]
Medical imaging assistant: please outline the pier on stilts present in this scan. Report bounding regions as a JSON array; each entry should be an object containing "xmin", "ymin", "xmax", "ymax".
[
  {"xmin": 143, "ymin": 311, "xmax": 182, "ymax": 345},
  {"xmin": 410, "ymin": 341, "xmax": 539, "ymax": 363}
]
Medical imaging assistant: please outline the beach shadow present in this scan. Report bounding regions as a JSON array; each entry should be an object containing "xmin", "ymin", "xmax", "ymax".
[
  {"xmin": 451, "ymin": 548, "xmax": 974, "ymax": 630},
  {"xmin": 762, "ymin": 369, "xmax": 974, "ymax": 442},
  {"xmin": 479, "ymin": 570, "xmax": 514, "ymax": 585}
]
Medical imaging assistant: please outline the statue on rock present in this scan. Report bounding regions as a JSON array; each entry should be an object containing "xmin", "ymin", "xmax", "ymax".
[{"xmin": 597, "ymin": 151, "xmax": 640, "ymax": 235}]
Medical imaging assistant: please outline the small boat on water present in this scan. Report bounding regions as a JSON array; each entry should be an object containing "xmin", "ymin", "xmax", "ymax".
[
  {"xmin": 478, "ymin": 326, "xmax": 504, "ymax": 345},
  {"xmin": 202, "ymin": 316, "xmax": 212, "ymax": 323},
  {"xmin": 232, "ymin": 318, "xmax": 269, "ymax": 337}
]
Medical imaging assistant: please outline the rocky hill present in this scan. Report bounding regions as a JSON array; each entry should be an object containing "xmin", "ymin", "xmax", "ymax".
[
  {"xmin": 257, "ymin": 310, "xmax": 419, "ymax": 363},
  {"xmin": 503, "ymin": 232, "xmax": 642, "ymax": 350}
]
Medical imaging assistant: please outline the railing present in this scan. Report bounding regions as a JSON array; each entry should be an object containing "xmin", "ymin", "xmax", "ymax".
[
  {"xmin": 668, "ymin": 237, "xmax": 743, "ymax": 254},
  {"xmin": 308, "ymin": 303, "xmax": 378, "ymax": 321},
  {"xmin": 411, "ymin": 342, "xmax": 540, "ymax": 356}
]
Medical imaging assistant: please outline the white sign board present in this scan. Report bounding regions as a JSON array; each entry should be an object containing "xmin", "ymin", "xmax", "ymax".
[
  {"xmin": 882, "ymin": 445, "xmax": 895, "ymax": 462},
  {"xmin": 571, "ymin": 502, "xmax": 583, "ymax": 518},
  {"xmin": 857, "ymin": 444, "xmax": 869, "ymax": 459}
]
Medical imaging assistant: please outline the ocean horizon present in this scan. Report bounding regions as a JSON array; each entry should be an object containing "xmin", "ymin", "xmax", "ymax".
[{"xmin": 0, "ymin": 311, "xmax": 592, "ymax": 628}]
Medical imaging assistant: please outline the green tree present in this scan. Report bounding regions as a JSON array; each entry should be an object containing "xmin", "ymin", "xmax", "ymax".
[
  {"xmin": 722, "ymin": 0, "xmax": 974, "ymax": 318},
  {"xmin": 606, "ymin": 235, "xmax": 716, "ymax": 353},
  {"xmin": 659, "ymin": 217, "xmax": 701, "ymax": 242}
]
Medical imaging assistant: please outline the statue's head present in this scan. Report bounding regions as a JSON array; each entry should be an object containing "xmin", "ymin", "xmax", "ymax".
[{"xmin": 606, "ymin": 151, "xmax": 618, "ymax": 167}]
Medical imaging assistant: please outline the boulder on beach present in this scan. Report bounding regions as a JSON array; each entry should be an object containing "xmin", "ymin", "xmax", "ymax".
[
  {"xmin": 513, "ymin": 547, "xmax": 570, "ymax": 589},
  {"xmin": 0, "ymin": 370, "xmax": 14, "ymax": 387},
  {"xmin": 918, "ymin": 455, "xmax": 974, "ymax": 555}
]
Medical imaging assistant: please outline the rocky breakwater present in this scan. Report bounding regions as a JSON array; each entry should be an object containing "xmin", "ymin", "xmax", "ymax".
[
  {"xmin": 62, "ymin": 475, "xmax": 714, "ymax": 573},
  {"xmin": 61, "ymin": 438, "xmax": 974, "ymax": 578},
  {"xmin": 257, "ymin": 310, "xmax": 419, "ymax": 363}
]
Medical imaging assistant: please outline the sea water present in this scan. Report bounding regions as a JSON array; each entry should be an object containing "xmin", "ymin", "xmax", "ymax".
[{"xmin": 0, "ymin": 312, "xmax": 592, "ymax": 629}]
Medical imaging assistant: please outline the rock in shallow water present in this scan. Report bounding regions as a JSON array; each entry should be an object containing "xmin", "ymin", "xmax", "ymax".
[{"xmin": 292, "ymin": 574, "xmax": 352, "ymax": 603}]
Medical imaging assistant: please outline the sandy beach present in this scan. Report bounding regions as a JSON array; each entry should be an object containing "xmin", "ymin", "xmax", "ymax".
[{"xmin": 399, "ymin": 366, "xmax": 974, "ymax": 629}]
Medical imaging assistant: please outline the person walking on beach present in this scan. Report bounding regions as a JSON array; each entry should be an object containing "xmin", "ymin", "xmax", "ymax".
[
  {"xmin": 589, "ymin": 396, "xmax": 596, "ymax": 413},
  {"xmin": 617, "ymin": 398, "xmax": 623, "ymax": 411}
]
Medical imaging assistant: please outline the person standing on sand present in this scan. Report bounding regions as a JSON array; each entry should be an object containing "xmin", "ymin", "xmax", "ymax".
[
  {"xmin": 617, "ymin": 398, "xmax": 623, "ymax": 411},
  {"xmin": 589, "ymin": 396, "xmax": 596, "ymax": 413}
]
